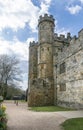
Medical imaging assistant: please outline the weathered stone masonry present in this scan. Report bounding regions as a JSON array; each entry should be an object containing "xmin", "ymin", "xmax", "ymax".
[{"xmin": 28, "ymin": 14, "xmax": 83, "ymax": 109}]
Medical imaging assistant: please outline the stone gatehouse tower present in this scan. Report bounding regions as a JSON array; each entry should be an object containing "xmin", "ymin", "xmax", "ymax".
[{"xmin": 28, "ymin": 14, "xmax": 83, "ymax": 109}]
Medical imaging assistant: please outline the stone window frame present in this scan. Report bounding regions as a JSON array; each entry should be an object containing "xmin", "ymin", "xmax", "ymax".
[
  {"xmin": 59, "ymin": 83, "xmax": 66, "ymax": 91},
  {"xmin": 41, "ymin": 64, "xmax": 44, "ymax": 69},
  {"xmin": 41, "ymin": 48, "xmax": 44, "ymax": 51},
  {"xmin": 47, "ymin": 47, "xmax": 49, "ymax": 51},
  {"xmin": 60, "ymin": 62, "xmax": 66, "ymax": 74}
]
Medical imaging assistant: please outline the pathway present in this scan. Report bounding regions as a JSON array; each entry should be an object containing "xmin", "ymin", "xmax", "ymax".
[{"xmin": 4, "ymin": 101, "xmax": 83, "ymax": 130}]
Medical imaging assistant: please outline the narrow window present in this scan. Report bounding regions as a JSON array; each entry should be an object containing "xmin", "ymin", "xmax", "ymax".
[
  {"xmin": 42, "ymin": 48, "xmax": 44, "ymax": 51},
  {"xmin": 60, "ymin": 83, "xmax": 66, "ymax": 91},
  {"xmin": 47, "ymin": 47, "xmax": 49, "ymax": 51},
  {"xmin": 60, "ymin": 62, "xmax": 65, "ymax": 74},
  {"xmin": 41, "ymin": 64, "xmax": 44, "ymax": 69}
]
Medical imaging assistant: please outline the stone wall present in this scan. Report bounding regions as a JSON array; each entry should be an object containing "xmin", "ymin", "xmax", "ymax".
[
  {"xmin": 28, "ymin": 78, "xmax": 54, "ymax": 106},
  {"xmin": 28, "ymin": 14, "xmax": 83, "ymax": 109},
  {"xmin": 28, "ymin": 42, "xmax": 38, "ymax": 79},
  {"xmin": 53, "ymin": 30, "xmax": 83, "ymax": 109},
  {"xmin": 38, "ymin": 43, "xmax": 53, "ymax": 78}
]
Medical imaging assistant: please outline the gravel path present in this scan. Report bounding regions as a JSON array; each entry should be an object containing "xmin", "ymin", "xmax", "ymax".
[
  {"xmin": 4, "ymin": 101, "xmax": 83, "ymax": 130},
  {"xmin": 5, "ymin": 101, "xmax": 65, "ymax": 130}
]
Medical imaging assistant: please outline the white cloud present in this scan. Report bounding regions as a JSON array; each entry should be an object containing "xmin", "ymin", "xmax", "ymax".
[
  {"xmin": 0, "ymin": 36, "xmax": 36, "ymax": 90},
  {"xmin": 55, "ymin": 27, "xmax": 70, "ymax": 37},
  {"xmin": 66, "ymin": 5, "xmax": 82, "ymax": 14},
  {"xmin": 44, "ymin": 0, "xmax": 52, "ymax": 4},
  {"xmin": 54, "ymin": 20, "xmax": 70, "ymax": 36},
  {"xmin": 0, "ymin": 0, "xmax": 39, "ymax": 31},
  {"xmin": 79, "ymin": 0, "xmax": 83, "ymax": 3},
  {"xmin": 16, "ymin": 73, "xmax": 28, "ymax": 90},
  {"xmin": 39, "ymin": 0, "xmax": 52, "ymax": 15},
  {"xmin": 39, "ymin": 0, "xmax": 52, "ymax": 5},
  {"xmin": 0, "ymin": 38, "xmax": 28, "ymax": 61},
  {"xmin": 0, "ymin": 36, "xmax": 36, "ymax": 63},
  {"xmin": 66, "ymin": 0, "xmax": 83, "ymax": 5},
  {"xmin": 0, "ymin": 0, "xmax": 52, "ymax": 32},
  {"xmin": 18, "ymin": 79, "xmax": 28, "ymax": 90}
]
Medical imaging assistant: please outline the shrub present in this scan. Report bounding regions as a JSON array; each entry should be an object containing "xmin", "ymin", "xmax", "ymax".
[
  {"xmin": 1, "ymin": 105, "xmax": 6, "ymax": 112},
  {"xmin": 0, "ymin": 97, "xmax": 7, "ymax": 130},
  {"xmin": 0, "ymin": 108, "xmax": 7, "ymax": 130}
]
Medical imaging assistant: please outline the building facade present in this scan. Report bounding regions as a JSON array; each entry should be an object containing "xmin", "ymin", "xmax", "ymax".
[{"xmin": 28, "ymin": 14, "xmax": 83, "ymax": 109}]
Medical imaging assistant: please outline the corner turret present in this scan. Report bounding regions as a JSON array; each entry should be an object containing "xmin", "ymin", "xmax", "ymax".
[
  {"xmin": 38, "ymin": 14, "xmax": 55, "ymax": 44},
  {"xmin": 38, "ymin": 14, "xmax": 55, "ymax": 26}
]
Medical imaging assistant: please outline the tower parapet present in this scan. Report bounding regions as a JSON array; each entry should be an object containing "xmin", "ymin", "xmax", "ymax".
[
  {"xmin": 38, "ymin": 14, "xmax": 55, "ymax": 26},
  {"xmin": 54, "ymin": 32, "xmax": 71, "ymax": 42},
  {"xmin": 29, "ymin": 41, "xmax": 38, "ymax": 47},
  {"xmin": 38, "ymin": 14, "xmax": 55, "ymax": 44}
]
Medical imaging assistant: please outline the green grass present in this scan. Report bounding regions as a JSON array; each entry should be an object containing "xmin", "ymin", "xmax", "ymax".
[
  {"xmin": 62, "ymin": 118, "xmax": 83, "ymax": 130},
  {"xmin": 29, "ymin": 106, "xmax": 73, "ymax": 112}
]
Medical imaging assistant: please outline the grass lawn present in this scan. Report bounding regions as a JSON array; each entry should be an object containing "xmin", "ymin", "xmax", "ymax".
[
  {"xmin": 62, "ymin": 118, "xmax": 83, "ymax": 130},
  {"xmin": 29, "ymin": 106, "xmax": 74, "ymax": 112}
]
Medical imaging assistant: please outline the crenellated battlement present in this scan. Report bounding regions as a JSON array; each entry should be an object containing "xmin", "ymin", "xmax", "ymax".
[
  {"xmin": 54, "ymin": 30, "xmax": 83, "ymax": 45},
  {"xmin": 38, "ymin": 14, "xmax": 55, "ymax": 26},
  {"xmin": 29, "ymin": 41, "xmax": 38, "ymax": 47},
  {"xmin": 54, "ymin": 33, "xmax": 66, "ymax": 40},
  {"xmin": 54, "ymin": 32, "xmax": 72, "ymax": 43},
  {"xmin": 78, "ymin": 28, "xmax": 83, "ymax": 40},
  {"xmin": 78, "ymin": 28, "xmax": 83, "ymax": 36},
  {"xmin": 54, "ymin": 30, "xmax": 83, "ymax": 42},
  {"xmin": 70, "ymin": 29, "xmax": 83, "ymax": 44}
]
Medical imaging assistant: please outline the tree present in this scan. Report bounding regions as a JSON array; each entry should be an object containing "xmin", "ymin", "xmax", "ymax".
[
  {"xmin": 0, "ymin": 54, "xmax": 22, "ymax": 98},
  {"xmin": 6, "ymin": 85, "xmax": 25, "ymax": 100}
]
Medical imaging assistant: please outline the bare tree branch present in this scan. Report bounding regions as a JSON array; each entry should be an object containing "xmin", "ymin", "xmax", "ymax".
[{"xmin": 0, "ymin": 54, "xmax": 22, "ymax": 98}]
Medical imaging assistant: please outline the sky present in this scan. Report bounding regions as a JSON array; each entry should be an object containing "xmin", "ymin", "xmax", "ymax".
[{"xmin": 0, "ymin": 0, "xmax": 83, "ymax": 90}]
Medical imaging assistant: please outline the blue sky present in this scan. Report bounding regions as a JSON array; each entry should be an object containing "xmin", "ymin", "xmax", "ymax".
[{"xmin": 0, "ymin": 0, "xmax": 83, "ymax": 90}]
